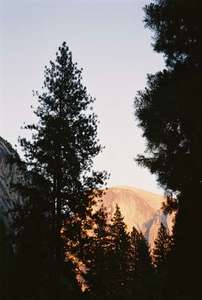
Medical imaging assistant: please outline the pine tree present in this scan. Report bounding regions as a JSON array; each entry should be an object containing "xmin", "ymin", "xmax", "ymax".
[
  {"xmin": 108, "ymin": 205, "xmax": 131, "ymax": 300},
  {"xmin": 84, "ymin": 205, "xmax": 111, "ymax": 299},
  {"xmin": 152, "ymin": 222, "xmax": 172, "ymax": 300},
  {"xmin": 135, "ymin": 1, "xmax": 202, "ymax": 298},
  {"xmin": 14, "ymin": 42, "xmax": 107, "ymax": 299},
  {"xmin": 144, "ymin": 0, "xmax": 202, "ymax": 68},
  {"xmin": 129, "ymin": 227, "xmax": 154, "ymax": 300},
  {"xmin": 83, "ymin": 205, "xmax": 131, "ymax": 300},
  {"xmin": 136, "ymin": 0, "xmax": 202, "ymax": 202},
  {"xmin": 153, "ymin": 222, "xmax": 171, "ymax": 270}
]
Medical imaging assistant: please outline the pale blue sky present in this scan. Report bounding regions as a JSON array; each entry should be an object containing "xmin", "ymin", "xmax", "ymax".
[{"xmin": 0, "ymin": 0, "xmax": 165, "ymax": 194}]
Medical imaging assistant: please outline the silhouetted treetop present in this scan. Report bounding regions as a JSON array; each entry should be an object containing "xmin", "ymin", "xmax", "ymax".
[{"xmin": 144, "ymin": 0, "xmax": 202, "ymax": 67}]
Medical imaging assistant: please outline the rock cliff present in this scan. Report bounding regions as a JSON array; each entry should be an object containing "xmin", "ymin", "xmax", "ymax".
[
  {"xmin": 100, "ymin": 186, "xmax": 174, "ymax": 248},
  {"xmin": 0, "ymin": 137, "xmax": 22, "ymax": 224}
]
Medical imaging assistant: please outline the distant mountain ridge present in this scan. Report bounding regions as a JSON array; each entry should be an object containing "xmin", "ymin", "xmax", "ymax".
[
  {"xmin": 100, "ymin": 186, "xmax": 174, "ymax": 249},
  {"xmin": 0, "ymin": 136, "xmax": 174, "ymax": 248}
]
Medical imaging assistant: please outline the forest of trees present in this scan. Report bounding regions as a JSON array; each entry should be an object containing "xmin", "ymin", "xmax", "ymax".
[{"xmin": 1, "ymin": 0, "xmax": 202, "ymax": 299}]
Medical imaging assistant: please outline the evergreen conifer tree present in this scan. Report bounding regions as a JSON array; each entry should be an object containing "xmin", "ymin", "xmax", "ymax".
[
  {"xmin": 83, "ymin": 205, "xmax": 130, "ymax": 300},
  {"xmin": 129, "ymin": 227, "xmax": 154, "ymax": 300},
  {"xmin": 108, "ymin": 205, "xmax": 131, "ymax": 300},
  {"xmin": 152, "ymin": 222, "xmax": 172, "ymax": 299},
  {"xmin": 13, "ymin": 42, "xmax": 107, "ymax": 299},
  {"xmin": 153, "ymin": 222, "xmax": 171, "ymax": 270},
  {"xmin": 135, "ymin": 1, "xmax": 202, "ymax": 298},
  {"xmin": 84, "ymin": 205, "xmax": 111, "ymax": 299}
]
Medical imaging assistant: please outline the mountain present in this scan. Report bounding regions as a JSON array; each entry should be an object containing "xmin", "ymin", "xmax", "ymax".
[
  {"xmin": 100, "ymin": 186, "xmax": 174, "ymax": 249},
  {"xmin": 0, "ymin": 137, "xmax": 22, "ymax": 224},
  {"xmin": 0, "ymin": 136, "xmax": 174, "ymax": 248}
]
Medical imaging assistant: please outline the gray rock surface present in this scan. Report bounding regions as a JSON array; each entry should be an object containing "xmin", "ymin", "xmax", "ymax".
[{"xmin": 0, "ymin": 137, "xmax": 22, "ymax": 224}]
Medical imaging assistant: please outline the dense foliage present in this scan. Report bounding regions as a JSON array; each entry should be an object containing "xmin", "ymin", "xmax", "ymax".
[
  {"xmin": 10, "ymin": 42, "xmax": 107, "ymax": 300},
  {"xmin": 135, "ymin": 0, "xmax": 202, "ymax": 298}
]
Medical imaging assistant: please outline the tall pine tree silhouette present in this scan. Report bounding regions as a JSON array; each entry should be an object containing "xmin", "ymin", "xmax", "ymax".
[
  {"xmin": 129, "ymin": 227, "xmax": 154, "ymax": 300},
  {"xmin": 108, "ymin": 205, "xmax": 131, "ymax": 300},
  {"xmin": 153, "ymin": 222, "xmax": 171, "ymax": 270},
  {"xmin": 83, "ymin": 205, "xmax": 111, "ymax": 299},
  {"xmin": 135, "ymin": 1, "xmax": 202, "ymax": 298},
  {"xmin": 152, "ymin": 222, "xmax": 172, "ymax": 299},
  {"xmin": 84, "ymin": 205, "xmax": 131, "ymax": 300},
  {"xmin": 14, "ymin": 42, "xmax": 107, "ymax": 300}
]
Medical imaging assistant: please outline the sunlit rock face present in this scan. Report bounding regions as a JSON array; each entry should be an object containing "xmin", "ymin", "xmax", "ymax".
[
  {"xmin": 101, "ymin": 186, "xmax": 174, "ymax": 249},
  {"xmin": 0, "ymin": 137, "xmax": 22, "ymax": 224}
]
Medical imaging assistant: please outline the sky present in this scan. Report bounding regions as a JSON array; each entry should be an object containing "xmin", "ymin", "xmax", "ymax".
[{"xmin": 0, "ymin": 0, "xmax": 165, "ymax": 194}]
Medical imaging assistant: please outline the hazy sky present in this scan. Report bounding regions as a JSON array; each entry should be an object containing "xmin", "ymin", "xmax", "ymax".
[{"xmin": 0, "ymin": 0, "xmax": 165, "ymax": 194}]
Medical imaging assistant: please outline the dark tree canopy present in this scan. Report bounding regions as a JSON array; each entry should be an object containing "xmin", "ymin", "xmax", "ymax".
[
  {"xmin": 144, "ymin": 0, "xmax": 202, "ymax": 67},
  {"xmin": 135, "ymin": 1, "xmax": 202, "ymax": 299},
  {"xmin": 136, "ymin": 0, "xmax": 202, "ymax": 199},
  {"xmin": 83, "ymin": 205, "xmax": 111, "ymax": 299},
  {"xmin": 107, "ymin": 205, "xmax": 131, "ymax": 299},
  {"xmin": 135, "ymin": 64, "xmax": 202, "ymax": 194},
  {"xmin": 21, "ymin": 42, "xmax": 106, "ymax": 217},
  {"xmin": 12, "ymin": 42, "xmax": 107, "ymax": 300},
  {"xmin": 153, "ymin": 222, "xmax": 171, "ymax": 270},
  {"xmin": 129, "ymin": 227, "xmax": 155, "ymax": 300}
]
